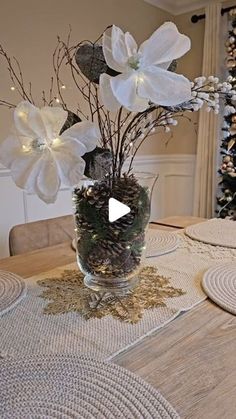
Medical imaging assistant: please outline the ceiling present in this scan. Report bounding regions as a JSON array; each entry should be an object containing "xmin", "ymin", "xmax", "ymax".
[{"xmin": 144, "ymin": 0, "xmax": 226, "ymax": 15}]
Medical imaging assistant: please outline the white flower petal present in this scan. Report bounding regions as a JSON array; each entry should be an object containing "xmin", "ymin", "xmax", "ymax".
[
  {"xmin": 103, "ymin": 26, "xmax": 138, "ymax": 72},
  {"xmin": 158, "ymin": 61, "xmax": 172, "ymax": 70},
  {"xmin": 40, "ymin": 106, "xmax": 68, "ymax": 140},
  {"xmin": 0, "ymin": 135, "xmax": 22, "ymax": 168},
  {"xmin": 14, "ymin": 101, "xmax": 47, "ymax": 140},
  {"xmin": 9, "ymin": 147, "xmax": 60, "ymax": 203},
  {"xmin": 138, "ymin": 66, "xmax": 191, "ymax": 106},
  {"xmin": 54, "ymin": 145, "xmax": 85, "ymax": 186},
  {"xmin": 10, "ymin": 151, "xmax": 42, "ymax": 193},
  {"xmin": 99, "ymin": 73, "xmax": 120, "ymax": 112},
  {"xmin": 54, "ymin": 137, "xmax": 87, "ymax": 159},
  {"xmin": 35, "ymin": 153, "xmax": 60, "ymax": 203},
  {"xmin": 124, "ymin": 32, "xmax": 138, "ymax": 57},
  {"xmin": 110, "ymin": 72, "xmax": 149, "ymax": 111},
  {"xmin": 111, "ymin": 26, "xmax": 131, "ymax": 67},
  {"xmin": 68, "ymin": 160, "xmax": 86, "ymax": 185},
  {"xmin": 139, "ymin": 22, "xmax": 191, "ymax": 67},
  {"xmin": 103, "ymin": 32, "xmax": 126, "ymax": 73},
  {"xmin": 60, "ymin": 121, "xmax": 99, "ymax": 153}
]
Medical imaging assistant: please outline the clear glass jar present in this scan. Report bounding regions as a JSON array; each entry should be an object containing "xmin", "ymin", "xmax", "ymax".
[{"xmin": 73, "ymin": 172, "xmax": 157, "ymax": 294}]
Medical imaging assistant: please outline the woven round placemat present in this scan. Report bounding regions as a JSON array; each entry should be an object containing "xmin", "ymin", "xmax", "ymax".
[
  {"xmin": 185, "ymin": 218, "xmax": 236, "ymax": 248},
  {"xmin": 72, "ymin": 229, "xmax": 179, "ymax": 258},
  {"xmin": 0, "ymin": 355, "xmax": 179, "ymax": 418},
  {"xmin": 146, "ymin": 229, "xmax": 179, "ymax": 257},
  {"xmin": 0, "ymin": 270, "xmax": 26, "ymax": 316},
  {"xmin": 202, "ymin": 263, "xmax": 236, "ymax": 315}
]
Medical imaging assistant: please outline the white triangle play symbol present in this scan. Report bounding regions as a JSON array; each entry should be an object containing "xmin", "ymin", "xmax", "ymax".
[{"xmin": 108, "ymin": 198, "xmax": 130, "ymax": 222}]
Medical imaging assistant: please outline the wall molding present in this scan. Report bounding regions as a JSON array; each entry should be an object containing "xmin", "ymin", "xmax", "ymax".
[
  {"xmin": 130, "ymin": 154, "xmax": 195, "ymax": 165},
  {"xmin": 144, "ymin": 0, "xmax": 225, "ymax": 15},
  {"xmin": 0, "ymin": 154, "xmax": 195, "ymax": 171},
  {"xmin": 0, "ymin": 154, "xmax": 196, "ymax": 258}
]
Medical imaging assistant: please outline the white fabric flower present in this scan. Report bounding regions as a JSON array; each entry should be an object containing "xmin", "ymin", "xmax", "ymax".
[
  {"xmin": 0, "ymin": 101, "xmax": 99, "ymax": 203},
  {"xmin": 100, "ymin": 22, "xmax": 191, "ymax": 112}
]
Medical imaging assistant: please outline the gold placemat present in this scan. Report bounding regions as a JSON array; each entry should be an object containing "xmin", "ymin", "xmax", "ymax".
[{"xmin": 38, "ymin": 267, "xmax": 185, "ymax": 324}]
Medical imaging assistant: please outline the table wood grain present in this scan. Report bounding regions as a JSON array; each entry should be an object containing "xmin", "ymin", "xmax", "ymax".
[
  {"xmin": 151, "ymin": 216, "xmax": 206, "ymax": 229},
  {"xmin": 0, "ymin": 216, "xmax": 235, "ymax": 419}
]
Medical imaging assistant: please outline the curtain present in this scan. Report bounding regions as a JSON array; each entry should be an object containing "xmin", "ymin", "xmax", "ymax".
[{"xmin": 193, "ymin": 2, "xmax": 221, "ymax": 218}]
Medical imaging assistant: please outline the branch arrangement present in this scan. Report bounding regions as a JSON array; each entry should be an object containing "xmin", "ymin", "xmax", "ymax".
[
  {"xmin": 0, "ymin": 22, "xmax": 234, "ymax": 285},
  {"xmin": 0, "ymin": 22, "xmax": 234, "ymax": 203}
]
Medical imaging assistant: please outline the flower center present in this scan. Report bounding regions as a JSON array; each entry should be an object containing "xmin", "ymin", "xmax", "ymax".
[
  {"xmin": 31, "ymin": 138, "xmax": 47, "ymax": 151},
  {"xmin": 22, "ymin": 137, "xmax": 61, "ymax": 153},
  {"xmin": 128, "ymin": 54, "xmax": 140, "ymax": 70}
]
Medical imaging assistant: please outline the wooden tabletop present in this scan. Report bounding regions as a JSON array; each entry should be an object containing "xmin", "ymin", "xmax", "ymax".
[
  {"xmin": 151, "ymin": 215, "xmax": 206, "ymax": 229},
  {"xmin": 0, "ymin": 216, "xmax": 235, "ymax": 419}
]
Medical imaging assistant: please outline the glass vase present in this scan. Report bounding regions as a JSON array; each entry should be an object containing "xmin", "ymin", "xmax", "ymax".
[{"xmin": 73, "ymin": 172, "xmax": 157, "ymax": 294}]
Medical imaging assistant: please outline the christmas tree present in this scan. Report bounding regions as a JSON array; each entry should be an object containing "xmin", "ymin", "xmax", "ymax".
[{"xmin": 217, "ymin": 9, "xmax": 236, "ymax": 219}]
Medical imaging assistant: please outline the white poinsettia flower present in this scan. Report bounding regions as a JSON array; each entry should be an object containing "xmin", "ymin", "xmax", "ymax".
[
  {"xmin": 100, "ymin": 22, "xmax": 192, "ymax": 112},
  {"xmin": 0, "ymin": 101, "xmax": 99, "ymax": 203}
]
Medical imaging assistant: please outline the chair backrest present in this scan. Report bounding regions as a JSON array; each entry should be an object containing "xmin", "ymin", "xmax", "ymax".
[{"xmin": 9, "ymin": 215, "xmax": 74, "ymax": 256}]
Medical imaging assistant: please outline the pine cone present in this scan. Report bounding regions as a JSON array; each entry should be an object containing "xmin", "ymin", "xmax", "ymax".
[
  {"xmin": 84, "ymin": 182, "xmax": 110, "ymax": 208},
  {"xmin": 72, "ymin": 186, "xmax": 87, "ymax": 207},
  {"xmin": 112, "ymin": 174, "xmax": 141, "ymax": 205},
  {"xmin": 75, "ymin": 216, "xmax": 94, "ymax": 232},
  {"xmin": 85, "ymin": 242, "xmax": 140, "ymax": 278}
]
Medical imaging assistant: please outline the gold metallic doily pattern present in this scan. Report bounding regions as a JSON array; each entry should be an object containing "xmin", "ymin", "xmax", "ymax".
[{"xmin": 38, "ymin": 267, "xmax": 185, "ymax": 324}]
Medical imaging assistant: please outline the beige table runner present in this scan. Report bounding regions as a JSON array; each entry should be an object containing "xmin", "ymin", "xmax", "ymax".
[{"xmin": 0, "ymin": 232, "xmax": 235, "ymax": 361}]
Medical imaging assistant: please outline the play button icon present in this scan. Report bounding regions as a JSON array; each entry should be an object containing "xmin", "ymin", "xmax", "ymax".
[{"xmin": 108, "ymin": 198, "xmax": 130, "ymax": 222}]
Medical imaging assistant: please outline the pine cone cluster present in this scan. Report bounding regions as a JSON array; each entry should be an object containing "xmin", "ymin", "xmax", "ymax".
[
  {"xmin": 73, "ymin": 175, "xmax": 150, "ymax": 279},
  {"xmin": 86, "ymin": 244, "xmax": 141, "ymax": 278}
]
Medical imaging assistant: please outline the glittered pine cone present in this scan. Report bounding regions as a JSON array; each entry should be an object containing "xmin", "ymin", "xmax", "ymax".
[
  {"xmin": 85, "ymin": 182, "xmax": 110, "ymax": 209},
  {"xmin": 73, "ymin": 181, "xmax": 110, "ymax": 210}
]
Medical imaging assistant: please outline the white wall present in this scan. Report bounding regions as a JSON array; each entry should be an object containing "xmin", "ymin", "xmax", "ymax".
[{"xmin": 0, "ymin": 155, "xmax": 195, "ymax": 258}]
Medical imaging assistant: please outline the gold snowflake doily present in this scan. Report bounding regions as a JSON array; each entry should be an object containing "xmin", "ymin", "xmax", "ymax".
[{"xmin": 38, "ymin": 266, "xmax": 185, "ymax": 324}]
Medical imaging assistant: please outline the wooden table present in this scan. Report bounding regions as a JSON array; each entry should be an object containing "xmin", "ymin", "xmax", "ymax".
[
  {"xmin": 151, "ymin": 215, "xmax": 207, "ymax": 229},
  {"xmin": 0, "ymin": 216, "xmax": 235, "ymax": 419}
]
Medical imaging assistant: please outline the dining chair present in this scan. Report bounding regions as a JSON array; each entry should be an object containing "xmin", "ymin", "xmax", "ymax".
[{"xmin": 9, "ymin": 215, "xmax": 74, "ymax": 256}]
